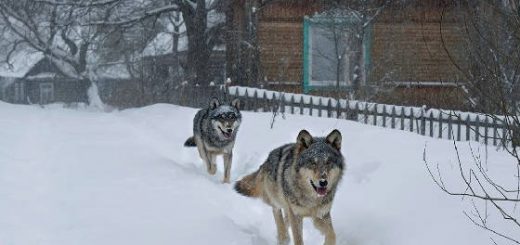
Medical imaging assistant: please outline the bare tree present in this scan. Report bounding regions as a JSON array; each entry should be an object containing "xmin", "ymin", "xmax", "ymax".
[
  {"xmin": 0, "ymin": 0, "xmax": 133, "ymax": 101},
  {"xmin": 426, "ymin": 1, "xmax": 520, "ymax": 243},
  {"xmin": 0, "ymin": 0, "xmax": 227, "ymax": 103}
]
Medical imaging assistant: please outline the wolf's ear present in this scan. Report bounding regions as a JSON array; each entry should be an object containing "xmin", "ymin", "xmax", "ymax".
[
  {"xmin": 231, "ymin": 98, "xmax": 240, "ymax": 110},
  {"xmin": 325, "ymin": 129, "xmax": 342, "ymax": 151},
  {"xmin": 296, "ymin": 130, "xmax": 313, "ymax": 149},
  {"xmin": 209, "ymin": 98, "xmax": 220, "ymax": 109}
]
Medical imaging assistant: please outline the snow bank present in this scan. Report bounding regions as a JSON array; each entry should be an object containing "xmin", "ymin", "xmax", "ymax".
[{"xmin": 0, "ymin": 102, "xmax": 517, "ymax": 245}]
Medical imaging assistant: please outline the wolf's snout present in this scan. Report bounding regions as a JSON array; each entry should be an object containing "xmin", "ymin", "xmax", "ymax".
[
  {"xmin": 319, "ymin": 179, "xmax": 328, "ymax": 187},
  {"xmin": 226, "ymin": 128, "xmax": 233, "ymax": 133}
]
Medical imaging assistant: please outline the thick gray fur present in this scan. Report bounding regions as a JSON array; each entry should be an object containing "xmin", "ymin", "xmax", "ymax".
[
  {"xmin": 184, "ymin": 98, "xmax": 242, "ymax": 183},
  {"xmin": 234, "ymin": 129, "xmax": 344, "ymax": 245}
]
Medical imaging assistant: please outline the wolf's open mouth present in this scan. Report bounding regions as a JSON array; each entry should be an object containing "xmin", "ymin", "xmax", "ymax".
[
  {"xmin": 219, "ymin": 127, "xmax": 232, "ymax": 139},
  {"xmin": 310, "ymin": 180, "xmax": 327, "ymax": 196}
]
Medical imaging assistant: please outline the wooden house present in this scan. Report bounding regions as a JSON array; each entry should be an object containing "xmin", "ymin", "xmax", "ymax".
[
  {"xmin": 1, "ymin": 56, "xmax": 89, "ymax": 105},
  {"xmin": 228, "ymin": 0, "xmax": 472, "ymax": 109},
  {"xmin": 0, "ymin": 51, "xmax": 89, "ymax": 105}
]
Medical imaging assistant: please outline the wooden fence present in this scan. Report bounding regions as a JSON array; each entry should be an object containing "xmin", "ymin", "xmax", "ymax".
[
  {"xmin": 169, "ymin": 85, "xmax": 513, "ymax": 147},
  {"xmin": 221, "ymin": 86, "xmax": 513, "ymax": 147}
]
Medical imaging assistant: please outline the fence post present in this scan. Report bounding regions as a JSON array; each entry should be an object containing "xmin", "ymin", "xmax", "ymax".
[
  {"xmin": 336, "ymin": 99, "xmax": 340, "ymax": 119},
  {"xmin": 456, "ymin": 114, "xmax": 461, "ymax": 141},
  {"xmin": 382, "ymin": 105, "xmax": 387, "ymax": 128},
  {"xmin": 299, "ymin": 96, "xmax": 304, "ymax": 115},
  {"xmin": 465, "ymin": 114, "xmax": 471, "ymax": 141},
  {"xmin": 438, "ymin": 112, "xmax": 443, "ymax": 139},
  {"xmin": 327, "ymin": 99, "xmax": 332, "ymax": 118},
  {"xmin": 290, "ymin": 95, "xmax": 295, "ymax": 114},
  {"xmin": 344, "ymin": 100, "xmax": 350, "ymax": 121},
  {"xmin": 318, "ymin": 97, "xmax": 321, "ymax": 117},
  {"xmin": 400, "ymin": 107, "xmax": 405, "ymax": 130},
  {"xmin": 280, "ymin": 93, "xmax": 286, "ymax": 114},
  {"xmin": 429, "ymin": 111, "xmax": 434, "ymax": 137},
  {"xmin": 345, "ymin": 100, "xmax": 351, "ymax": 120},
  {"xmin": 309, "ymin": 97, "xmax": 313, "ymax": 116},
  {"xmin": 253, "ymin": 90, "xmax": 258, "ymax": 112},
  {"xmin": 364, "ymin": 103, "xmax": 369, "ymax": 124},
  {"xmin": 263, "ymin": 91, "xmax": 268, "ymax": 112},
  {"xmin": 484, "ymin": 116, "xmax": 489, "ymax": 145},
  {"xmin": 391, "ymin": 106, "xmax": 396, "ymax": 129},
  {"xmin": 475, "ymin": 115, "xmax": 480, "ymax": 142},
  {"xmin": 409, "ymin": 107, "xmax": 414, "ymax": 132},
  {"xmin": 244, "ymin": 89, "xmax": 249, "ymax": 111},
  {"xmin": 420, "ymin": 109, "xmax": 426, "ymax": 136},
  {"xmin": 501, "ymin": 122, "xmax": 507, "ymax": 148},
  {"xmin": 447, "ymin": 113, "xmax": 453, "ymax": 140},
  {"xmin": 492, "ymin": 117, "xmax": 497, "ymax": 146},
  {"xmin": 355, "ymin": 102, "xmax": 361, "ymax": 122},
  {"xmin": 373, "ymin": 104, "xmax": 378, "ymax": 126}
]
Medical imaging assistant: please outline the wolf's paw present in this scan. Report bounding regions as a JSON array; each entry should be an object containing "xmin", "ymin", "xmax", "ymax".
[
  {"xmin": 208, "ymin": 164, "xmax": 217, "ymax": 175},
  {"xmin": 222, "ymin": 177, "xmax": 230, "ymax": 184}
]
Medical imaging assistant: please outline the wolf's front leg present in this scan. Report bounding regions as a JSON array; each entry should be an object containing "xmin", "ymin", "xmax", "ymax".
[
  {"xmin": 208, "ymin": 153, "xmax": 217, "ymax": 175},
  {"xmin": 222, "ymin": 152, "xmax": 233, "ymax": 183},
  {"xmin": 312, "ymin": 213, "xmax": 336, "ymax": 245},
  {"xmin": 287, "ymin": 208, "xmax": 303, "ymax": 245},
  {"xmin": 273, "ymin": 208, "xmax": 289, "ymax": 245},
  {"xmin": 195, "ymin": 138, "xmax": 215, "ymax": 175}
]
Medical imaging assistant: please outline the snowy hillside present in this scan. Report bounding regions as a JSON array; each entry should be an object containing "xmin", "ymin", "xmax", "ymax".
[{"xmin": 0, "ymin": 102, "xmax": 516, "ymax": 245}]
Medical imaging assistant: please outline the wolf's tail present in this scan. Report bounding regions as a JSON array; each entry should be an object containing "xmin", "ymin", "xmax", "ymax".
[
  {"xmin": 184, "ymin": 136, "xmax": 196, "ymax": 147},
  {"xmin": 234, "ymin": 170, "xmax": 261, "ymax": 198}
]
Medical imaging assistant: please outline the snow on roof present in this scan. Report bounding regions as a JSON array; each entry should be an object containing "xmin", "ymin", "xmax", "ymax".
[
  {"xmin": 25, "ymin": 72, "xmax": 60, "ymax": 80},
  {"xmin": 0, "ymin": 51, "xmax": 44, "ymax": 78},
  {"xmin": 142, "ymin": 32, "xmax": 188, "ymax": 57},
  {"xmin": 92, "ymin": 63, "xmax": 132, "ymax": 80}
]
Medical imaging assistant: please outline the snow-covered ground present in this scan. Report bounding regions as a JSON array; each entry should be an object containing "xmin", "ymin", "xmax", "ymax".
[{"xmin": 0, "ymin": 101, "xmax": 517, "ymax": 245}]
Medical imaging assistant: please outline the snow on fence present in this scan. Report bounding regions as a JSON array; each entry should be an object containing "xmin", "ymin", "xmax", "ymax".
[{"xmin": 224, "ymin": 86, "xmax": 513, "ymax": 147}]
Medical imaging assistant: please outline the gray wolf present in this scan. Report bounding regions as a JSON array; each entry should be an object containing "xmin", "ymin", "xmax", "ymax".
[
  {"xmin": 234, "ymin": 129, "xmax": 344, "ymax": 245},
  {"xmin": 184, "ymin": 98, "xmax": 242, "ymax": 183}
]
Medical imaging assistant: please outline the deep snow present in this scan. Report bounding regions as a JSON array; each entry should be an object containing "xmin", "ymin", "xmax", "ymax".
[{"xmin": 0, "ymin": 102, "xmax": 517, "ymax": 245}]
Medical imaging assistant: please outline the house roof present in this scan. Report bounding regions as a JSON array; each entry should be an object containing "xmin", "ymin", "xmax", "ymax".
[{"xmin": 0, "ymin": 50, "xmax": 44, "ymax": 78}]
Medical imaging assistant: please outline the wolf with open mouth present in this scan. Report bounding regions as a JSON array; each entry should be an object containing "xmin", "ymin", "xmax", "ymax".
[
  {"xmin": 234, "ymin": 129, "xmax": 344, "ymax": 245},
  {"xmin": 184, "ymin": 98, "xmax": 241, "ymax": 183}
]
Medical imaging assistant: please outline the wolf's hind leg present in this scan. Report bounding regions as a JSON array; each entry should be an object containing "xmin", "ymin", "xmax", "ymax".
[
  {"xmin": 273, "ymin": 208, "xmax": 289, "ymax": 245},
  {"xmin": 312, "ymin": 213, "xmax": 336, "ymax": 245},
  {"xmin": 222, "ymin": 152, "xmax": 233, "ymax": 183}
]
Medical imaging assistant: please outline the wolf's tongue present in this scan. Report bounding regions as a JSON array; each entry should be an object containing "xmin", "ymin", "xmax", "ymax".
[{"xmin": 316, "ymin": 187, "xmax": 327, "ymax": 196}]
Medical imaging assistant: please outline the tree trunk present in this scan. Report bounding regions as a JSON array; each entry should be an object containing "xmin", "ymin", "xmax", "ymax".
[
  {"xmin": 225, "ymin": 0, "xmax": 238, "ymax": 83},
  {"xmin": 182, "ymin": 0, "xmax": 212, "ymax": 86}
]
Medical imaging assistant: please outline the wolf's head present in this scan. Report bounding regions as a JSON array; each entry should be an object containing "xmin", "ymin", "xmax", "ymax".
[
  {"xmin": 208, "ymin": 98, "xmax": 242, "ymax": 140},
  {"xmin": 294, "ymin": 129, "xmax": 344, "ymax": 198}
]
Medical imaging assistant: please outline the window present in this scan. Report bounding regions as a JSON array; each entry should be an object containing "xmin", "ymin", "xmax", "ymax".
[
  {"xmin": 39, "ymin": 82, "xmax": 54, "ymax": 104},
  {"xmin": 303, "ymin": 16, "xmax": 371, "ymax": 92}
]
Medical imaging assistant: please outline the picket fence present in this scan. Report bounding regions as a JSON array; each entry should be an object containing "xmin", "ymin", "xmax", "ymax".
[{"xmin": 221, "ymin": 86, "xmax": 512, "ymax": 147}]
